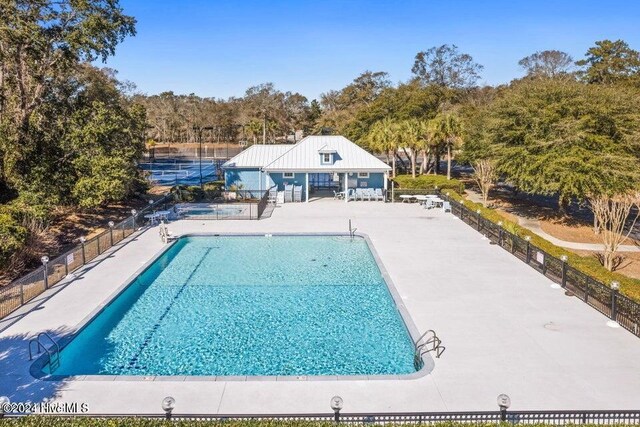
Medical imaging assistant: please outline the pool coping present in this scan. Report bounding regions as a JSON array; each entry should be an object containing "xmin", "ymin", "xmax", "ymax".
[{"xmin": 30, "ymin": 232, "xmax": 433, "ymax": 382}]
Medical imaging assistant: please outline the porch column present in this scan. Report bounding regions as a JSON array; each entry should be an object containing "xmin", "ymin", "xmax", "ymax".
[
  {"xmin": 265, "ymin": 172, "xmax": 270, "ymax": 190},
  {"xmin": 305, "ymin": 173, "xmax": 310, "ymax": 202},
  {"xmin": 344, "ymin": 172, "xmax": 349, "ymax": 203},
  {"xmin": 384, "ymin": 171, "xmax": 388, "ymax": 202}
]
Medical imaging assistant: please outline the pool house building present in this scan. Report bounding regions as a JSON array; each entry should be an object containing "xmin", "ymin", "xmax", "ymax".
[{"xmin": 222, "ymin": 135, "xmax": 391, "ymax": 202}]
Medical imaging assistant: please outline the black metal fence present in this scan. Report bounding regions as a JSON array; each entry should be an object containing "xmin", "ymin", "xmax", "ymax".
[
  {"xmin": 5, "ymin": 410, "xmax": 640, "ymax": 424},
  {"xmin": 445, "ymin": 197, "xmax": 640, "ymax": 338},
  {"xmin": 0, "ymin": 195, "xmax": 174, "ymax": 320},
  {"xmin": 177, "ymin": 191, "xmax": 270, "ymax": 220}
]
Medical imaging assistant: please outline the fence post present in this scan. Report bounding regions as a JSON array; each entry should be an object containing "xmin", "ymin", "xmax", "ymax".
[
  {"xmin": 476, "ymin": 209, "xmax": 482, "ymax": 231},
  {"xmin": 20, "ymin": 282, "xmax": 24, "ymax": 305},
  {"xmin": 497, "ymin": 221, "xmax": 503, "ymax": 246},
  {"xmin": 131, "ymin": 209, "xmax": 138, "ymax": 231},
  {"xmin": 80, "ymin": 236, "xmax": 86, "ymax": 265},
  {"xmin": 560, "ymin": 255, "xmax": 568, "ymax": 288},
  {"xmin": 460, "ymin": 203, "xmax": 464, "ymax": 221},
  {"xmin": 524, "ymin": 236, "xmax": 532, "ymax": 263},
  {"xmin": 41, "ymin": 256, "xmax": 49, "ymax": 289}
]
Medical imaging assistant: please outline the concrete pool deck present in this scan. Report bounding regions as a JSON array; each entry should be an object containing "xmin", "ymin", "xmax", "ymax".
[{"xmin": 1, "ymin": 200, "xmax": 640, "ymax": 414}]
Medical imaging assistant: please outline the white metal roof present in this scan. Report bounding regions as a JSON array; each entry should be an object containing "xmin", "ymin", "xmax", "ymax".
[
  {"xmin": 222, "ymin": 144, "xmax": 293, "ymax": 168},
  {"xmin": 263, "ymin": 136, "xmax": 391, "ymax": 172}
]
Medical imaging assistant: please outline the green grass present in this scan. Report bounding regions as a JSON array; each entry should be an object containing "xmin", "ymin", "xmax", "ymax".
[{"xmin": 447, "ymin": 191, "xmax": 640, "ymax": 302}]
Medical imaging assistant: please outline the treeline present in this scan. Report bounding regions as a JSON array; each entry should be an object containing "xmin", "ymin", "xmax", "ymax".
[{"xmin": 135, "ymin": 84, "xmax": 322, "ymax": 145}]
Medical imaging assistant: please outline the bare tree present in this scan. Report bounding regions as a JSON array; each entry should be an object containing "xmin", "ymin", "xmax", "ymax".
[
  {"xmin": 518, "ymin": 50, "xmax": 574, "ymax": 78},
  {"xmin": 589, "ymin": 192, "xmax": 640, "ymax": 271},
  {"xmin": 473, "ymin": 159, "xmax": 497, "ymax": 206}
]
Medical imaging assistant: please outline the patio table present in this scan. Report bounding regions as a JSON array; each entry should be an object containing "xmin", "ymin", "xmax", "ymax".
[{"xmin": 399, "ymin": 195, "xmax": 415, "ymax": 203}]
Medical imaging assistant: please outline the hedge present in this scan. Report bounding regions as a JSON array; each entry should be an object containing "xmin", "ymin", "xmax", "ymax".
[
  {"xmin": 393, "ymin": 175, "xmax": 464, "ymax": 193},
  {"xmin": 446, "ymin": 191, "xmax": 640, "ymax": 302},
  {"xmin": 3, "ymin": 419, "xmax": 639, "ymax": 427}
]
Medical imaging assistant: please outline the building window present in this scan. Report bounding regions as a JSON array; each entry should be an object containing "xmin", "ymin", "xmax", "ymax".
[
  {"xmin": 283, "ymin": 172, "xmax": 295, "ymax": 179},
  {"xmin": 322, "ymin": 153, "xmax": 332, "ymax": 164},
  {"xmin": 357, "ymin": 172, "xmax": 370, "ymax": 178}
]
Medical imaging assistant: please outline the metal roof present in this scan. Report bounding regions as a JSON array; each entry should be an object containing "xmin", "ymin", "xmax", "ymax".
[
  {"xmin": 222, "ymin": 144, "xmax": 293, "ymax": 168},
  {"xmin": 263, "ymin": 136, "xmax": 391, "ymax": 172}
]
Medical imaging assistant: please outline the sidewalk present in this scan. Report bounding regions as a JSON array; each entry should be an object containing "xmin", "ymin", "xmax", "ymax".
[{"xmin": 465, "ymin": 190, "xmax": 640, "ymax": 253}]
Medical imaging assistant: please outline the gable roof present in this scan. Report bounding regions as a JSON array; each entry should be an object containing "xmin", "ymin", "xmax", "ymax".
[
  {"xmin": 222, "ymin": 144, "xmax": 293, "ymax": 168},
  {"xmin": 263, "ymin": 135, "xmax": 390, "ymax": 172}
]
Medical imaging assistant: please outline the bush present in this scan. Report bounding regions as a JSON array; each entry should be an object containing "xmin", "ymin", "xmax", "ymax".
[
  {"xmin": 393, "ymin": 174, "xmax": 464, "ymax": 193},
  {"xmin": 170, "ymin": 185, "xmax": 206, "ymax": 202},
  {"xmin": 448, "ymin": 191, "xmax": 640, "ymax": 301}
]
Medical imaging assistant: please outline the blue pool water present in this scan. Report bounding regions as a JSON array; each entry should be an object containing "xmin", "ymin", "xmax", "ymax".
[{"xmin": 53, "ymin": 235, "xmax": 417, "ymax": 377}]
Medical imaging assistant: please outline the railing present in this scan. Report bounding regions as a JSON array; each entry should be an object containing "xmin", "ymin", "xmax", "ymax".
[
  {"xmin": 445, "ymin": 196, "xmax": 640, "ymax": 338},
  {"xmin": 0, "ymin": 194, "xmax": 174, "ymax": 321},
  {"xmin": 4, "ymin": 409, "xmax": 640, "ymax": 424},
  {"xmin": 176, "ymin": 190, "xmax": 270, "ymax": 221}
]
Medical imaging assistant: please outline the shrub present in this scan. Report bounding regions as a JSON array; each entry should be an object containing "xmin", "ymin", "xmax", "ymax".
[{"xmin": 393, "ymin": 174, "xmax": 464, "ymax": 193}]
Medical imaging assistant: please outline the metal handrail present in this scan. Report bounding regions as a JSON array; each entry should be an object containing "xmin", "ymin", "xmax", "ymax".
[
  {"xmin": 414, "ymin": 329, "xmax": 445, "ymax": 369},
  {"xmin": 28, "ymin": 332, "xmax": 61, "ymax": 373}
]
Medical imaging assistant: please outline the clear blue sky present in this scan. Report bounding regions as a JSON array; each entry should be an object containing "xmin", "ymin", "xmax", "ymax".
[{"xmin": 103, "ymin": 0, "xmax": 640, "ymax": 100}]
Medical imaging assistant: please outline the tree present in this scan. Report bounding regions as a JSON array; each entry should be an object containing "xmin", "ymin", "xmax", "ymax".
[
  {"xmin": 576, "ymin": 39, "xmax": 640, "ymax": 85},
  {"xmin": 0, "ymin": 0, "xmax": 136, "ymax": 189},
  {"xmin": 589, "ymin": 192, "xmax": 640, "ymax": 271},
  {"xmin": 411, "ymin": 45, "xmax": 483, "ymax": 88},
  {"xmin": 484, "ymin": 79, "xmax": 640, "ymax": 209},
  {"xmin": 367, "ymin": 118, "xmax": 398, "ymax": 177},
  {"xmin": 431, "ymin": 112, "xmax": 463, "ymax": 180},
  {"xmin": 398, "ymin": 119, "xmax": 422, "ymax": 178},
  {"xmin": 518, "ymin": 50, "xmax": 574, "ymax": 78},
  {"xmin": 473, "ymin": 159, "xmax": 498, "ymax": 206}
]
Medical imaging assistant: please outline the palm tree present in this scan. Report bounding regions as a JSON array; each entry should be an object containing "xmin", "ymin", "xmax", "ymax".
[
  {"xmin": 416, "ymin": 119, "xmax": 436, "ymax": 175},
  {"xmin": 367, "ymin": 117, "xmax": 398, "ymax": 177},
  {"xmin": 432, "ymin": 112, "xmax": 463, "ymax": 180},
  {"xmin": 399, "ymin": 119, "xmax": 422, "ymax": 178}
]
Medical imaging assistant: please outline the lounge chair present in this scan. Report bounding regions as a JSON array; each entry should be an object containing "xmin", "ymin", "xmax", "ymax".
[
  {"xmin": 284, "ymin": 184, "xmax": 293, "ymax": 203},
  {"xmin": 293, "ymin": 185, "xmax": 303, "ymax": 202},
  {"xmin": 443, "ymin": 201, "xmax": 452, "ymax": 212},
  {"xmin": 374, "ymin": 188, "xmax": 384, "ymax": 201},
  {"xmin": 347, "ymin": 189, "xmax": 357, "ymax": 201}
]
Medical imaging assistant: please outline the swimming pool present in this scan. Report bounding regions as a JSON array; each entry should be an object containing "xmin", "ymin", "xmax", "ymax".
[{"xmin": 46, "ymin": 235, "xmax": 420, "ymax": 378}]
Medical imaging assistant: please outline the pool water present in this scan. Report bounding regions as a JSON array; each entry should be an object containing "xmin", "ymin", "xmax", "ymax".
[{"xmin": 53, "ymin": 235, "xmax": 417, "ymax": 377}]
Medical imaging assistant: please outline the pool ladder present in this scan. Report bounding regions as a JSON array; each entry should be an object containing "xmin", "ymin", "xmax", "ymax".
[
  {"xmin": 414, "ymin": 329, "xmax": 445, "ymax": 370},
  {"xmin": 28, "ymin": 332, "xmax": 61, "ymax": 373}
]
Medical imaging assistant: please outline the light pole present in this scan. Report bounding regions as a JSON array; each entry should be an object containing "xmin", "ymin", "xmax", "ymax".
[
  {"xmin": 524, "ymin": 235, "xmax": 532, "ymax": 263},
  {"xmin": 161, "ymin": 396, "xmax": 175, "ymax": 420},
  {"xmin": 497, "ymin": 393, "xmax": 511, "ymax": 422},
  {"xmin": 607, "ymin": 281, "xmax": 621, "ymax": 328},
  {"xmin": 41, "ymin": 256, "xmax": 50, "ymax": 289},
  {"xmin": 108, "ymin": 221, "xmax": 115, "ymax": 246},
  {"xmin": 330, "ymin": 395, "xmax": 343, "ymax": 423}
]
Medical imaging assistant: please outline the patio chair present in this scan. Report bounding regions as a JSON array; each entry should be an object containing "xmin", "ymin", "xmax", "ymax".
[
  {"xmin": 424, "ymin": 199, "xmax": 435, "ymax": 209},
  {"xmin": 442, "ymin": 201, "xmax": 452, "ymax": 212},
  {"xmin": 347, "ymin": 189, "xmax": 357, "ymax": 201},
  {"xmin": 375, "ymin": 188, "xmax": 384, "ymax": 201},
  {"xmin": 364, "ymin": 188, "xmax": 373, "ymax": 201},
  {"xmin": 284, "ymin": 184, "xmax": 293, "ymax": 203},
  {"xmin": 333, "ymin": 190, "xmax": 344, "ymax": 200},
  {"xmin": 293, "ymin": 185, "xmax": 303, "ymax": 202}
]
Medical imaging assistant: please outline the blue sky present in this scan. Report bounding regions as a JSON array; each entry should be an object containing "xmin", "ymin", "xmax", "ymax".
[{"xmin": 103, "ymin": 0, "xmax": 640, "ymax": 100}]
